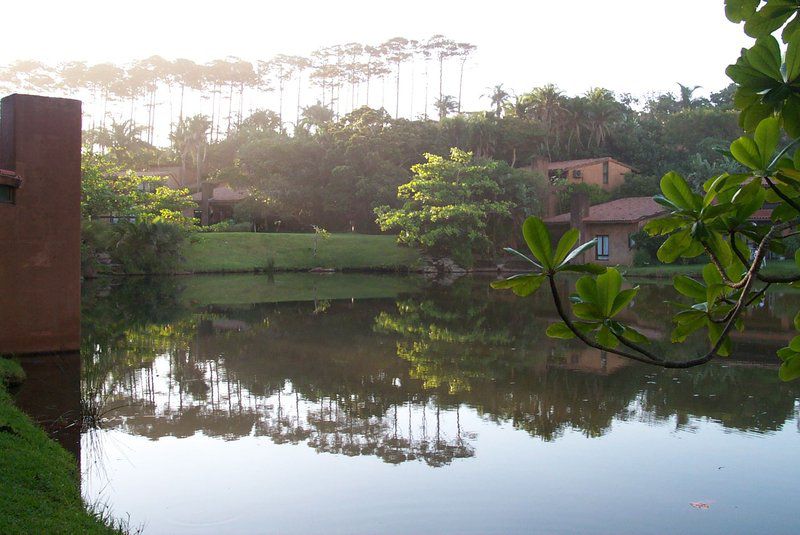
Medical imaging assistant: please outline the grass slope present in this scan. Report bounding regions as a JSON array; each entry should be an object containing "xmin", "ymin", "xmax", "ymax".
[
  {"xmin": 180, "ymin": 272, "xmax": 423, "ymax": 306},
  {"xmin": 182, "ymin": 232, "xmax": 420, "ymax": 273},
  {"xmin": 0, "ymin": 359, "xmax": 119, "ymax": 534}
]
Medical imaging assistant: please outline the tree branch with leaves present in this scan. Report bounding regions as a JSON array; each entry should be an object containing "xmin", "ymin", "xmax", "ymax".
[{"xmin": 493, "ymin": 0, "xmax": 800, "ymax": 381}]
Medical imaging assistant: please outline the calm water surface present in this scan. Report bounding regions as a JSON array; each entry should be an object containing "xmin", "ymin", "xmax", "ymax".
[{"xmin": 27, "ymin": 274, "xmax": 800, "ymax": 534}]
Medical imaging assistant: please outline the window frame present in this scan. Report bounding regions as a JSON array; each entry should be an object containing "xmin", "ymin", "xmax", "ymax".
[
  {"xmin": 596, "ymin": 234, "xmax": 610, "ymax": 261},
  {"xmin": 0, "ymin": 184, "xmax": 15, "ymax": 204}
]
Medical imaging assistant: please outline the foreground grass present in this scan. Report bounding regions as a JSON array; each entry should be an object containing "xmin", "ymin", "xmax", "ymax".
[
  {"xmin": 625, "ymin": 260, "xmax": 798, "ymax": 279},
  {"xmin": 180, "ymin": 272, "xmax": 423, "ymax": 306},
  {"xmin": 181, "ymin": 232, "xmax": 421, "ymax": 273},
  {"xmin": 0, "ymin": 359, "xmax": 120, "ymax": 534}
]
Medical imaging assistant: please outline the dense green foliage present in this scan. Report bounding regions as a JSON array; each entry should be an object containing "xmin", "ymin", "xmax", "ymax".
[
  {"xmin": 81, "ymin": 152, "xmax": 194, "ymax": 275},
  {"xmin": 495, "ymin": 1, "xmax": 800, "ymax": 381},
  {"xmin": 375, "ymin": 148, "xmax": 545, "ymax": 265}
]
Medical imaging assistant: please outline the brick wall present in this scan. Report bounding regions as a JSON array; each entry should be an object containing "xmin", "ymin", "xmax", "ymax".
[{"xmin": 0, "ymin": 94, "xmax": 82, "ymax": 354}]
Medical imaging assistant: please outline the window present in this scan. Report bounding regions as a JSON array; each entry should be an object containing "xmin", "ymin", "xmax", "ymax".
[
  {"xmin": 0, "ymin": 185, "xmax": 15, "ymax": 204},
  {"xmin": 596, "ymin": 235, "xmax": 609, "ymax": 260},
  {"xmin": 572, "ymin": 169, "xmax": 583, "ymax": 179},
  {"xmin": 602, "ymin": 161, "xmax": 609, "ymax": 184}
]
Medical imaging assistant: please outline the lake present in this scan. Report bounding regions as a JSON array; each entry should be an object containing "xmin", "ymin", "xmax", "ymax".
[{"xmin": 16, "ymin": 273, "xmax": 800, "ymax": 534}]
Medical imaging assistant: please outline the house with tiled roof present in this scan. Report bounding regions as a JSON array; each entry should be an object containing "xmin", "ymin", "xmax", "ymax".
[
  {"xmin": 190, "ymin": 183, "xmax": 249, "ymax": 225},
  {"xmin": 547, "ymin": 157, "xmax": 637, "ymax": 191},
  {"xmin": 544, "ymin": 195, "xmax": 666, "ymax": 265}
]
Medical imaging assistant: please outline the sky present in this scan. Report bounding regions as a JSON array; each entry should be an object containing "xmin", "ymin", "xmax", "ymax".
[{"xmin": 2, "ymin": 0, "xmax": 752, "ymax": 115}]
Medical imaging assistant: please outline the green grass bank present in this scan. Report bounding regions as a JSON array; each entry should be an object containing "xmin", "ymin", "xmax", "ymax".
[
  {"xmin": 181, "ymin": 232, "xmax": 421, "ymax": 273},
  {"xmin": 624, "ymin": 260, "xmax": 797, "ymax": 279},
  {"xmin": 0, "ymin": 358, "xmax": 120, "ymax": 534}
]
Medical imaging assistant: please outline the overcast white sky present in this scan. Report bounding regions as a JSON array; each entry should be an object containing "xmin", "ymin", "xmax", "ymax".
[{"xmin": 2, "ymin": 0, "xmax": 751, "ymax": 109}]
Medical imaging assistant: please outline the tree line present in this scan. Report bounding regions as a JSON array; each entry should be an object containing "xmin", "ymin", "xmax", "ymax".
[
  {"xmin": 77, "ymin": 78, "xmax": 742, "ymax": 241},
  {"xmin": 0, "ymin": 35, "xmax": 475, "ymax": 143}
]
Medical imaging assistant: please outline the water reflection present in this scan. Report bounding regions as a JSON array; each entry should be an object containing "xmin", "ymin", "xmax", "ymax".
[
  {"xmin": 68, "ymin": 275, "xmax": 800, "ymax": 533},
  {"xmin": 80, "ymin": 276, "xmax": 800, "ymax": 460}
]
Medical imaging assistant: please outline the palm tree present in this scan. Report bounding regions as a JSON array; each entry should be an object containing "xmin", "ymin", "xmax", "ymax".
[
  {"xmin": 560, "ymin": 96, "xmax": 588, "ymax": 152},
  {"xmin": 483, "ymin": 84, "xmax": 509, "ymax": 117},
  {"xmin": 426, "ymin": 35, "xmax": 458, "ymax": 103},
  {"xmin": 525, "ymin": 84, "xmax": 565, "ymax": 158},
  {"xmin": 381, "ymin": 37, "xmax": 412, "ymax": 119},
  {"xmin": 584, "ymin": 87, "xmax": 621, "ymax": 148},
  {"xmin": 171, "ymin": 59, "xmax": 203, "ymax": 124},
  {"xmin": 58, "ymin": 61, "xmax": 88, "ymax": 96},
  {"xmin": 170, "ymin": 115, "xmax": 211, "ymax": 187},
  {"xmin": 287, "ymin": 56, "xmax": 312, "ymax": 130},
  {"xmin": 362, "ymin": 45, "xmax": 388, "ymax": 108},
  {"xmin": 299, "ymin": 103, "xmax": 335, "ymax": 135},
  {"xmin": 455, "ymin": 42, "xmax": 477, "ymax": 113},
  {"xmin": 677, "ymin": 82, "xmax": 702, "ymax": 109},
  {"xmin": 434, "ymin": 95, "xmax": 458, "ymax": 121}
]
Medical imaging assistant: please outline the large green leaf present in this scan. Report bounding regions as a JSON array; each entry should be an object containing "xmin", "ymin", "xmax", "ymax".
[
  {"xmin": 553, "ymin": 228, "xmax": 579, "ymax": 266},
  {"xmin": 786, "ymin": 30, "xmax": 800, "ymax": 80},
  {"xmin": 621, "ymin": 326, "xmax": 649, "ymax": 344},
  {"xmin": 745, "ymin": 7, "xmax": 794, "ymax": 38},
  {"xmin": 596, "ymin": 268, "xmax": 622, "ymax": 316},
  {"xmin": 730, "ymin": 136, "xmax": 764, "ymax": 170},
  {"xmin": 546, "ymin": 322, "xmax": 576, "ymax": 339},
  {"xmin": 490, "ymin": 274, "xmax": 546, "ymax": 297},
  {"xmin": 779, "ymin": 354, "xmax": 800, "ymax": 381},
  {"xmin": 725, "ymin": 0, "xmax": 759, "ymax": 23},
  {"xmin": 573, "ymin": 302, "xmax": 604, "ymax": 321},
  {"xmin": 673, "ymin": 275, "xmax": 707, "ymax": 300},
  {"xmin": 609, "ymin": 287, "xmax": 639, "ymax": 317},
  {"xmin": 660, "ymin": 172, "xmax": 700, "ymax": 211},
  {"xmin": 754, "ymin": 116, "xmax": 781, "ymax": 167},
  {"xmin": 644, "ymin": 215, "xmax": 687, "ymax": 236},
  {"xmin": 707, "ymin": 232, "xmax": 734, "ymax": 268},
  {"xmin": 596, "ymin": 325, "xmax": 618, "ymax": 348},
  {"xmin": 575, "ymin": 276, "xmax": 597, "ymax": 304},
  {"xmin": 557, "ymin": 239, "xmax": 597, "ymax": 268},
  {"xmin": 559, "ymin": 263, "xmax": 607, "ymax": 275},
  {"xmin": 671, "ymin": 319, "xmax": 706, "ymax": 343},
  {"xmin": 657, "ymin": 228, "xmax": 692, "ymax": 263},
  {"xmin": 522, "ymin": 216, "xmax": 553, "ymax": 269},
  {"xmin": 745, "ymin": 36, "xmax": 783, "ymax": 78}
]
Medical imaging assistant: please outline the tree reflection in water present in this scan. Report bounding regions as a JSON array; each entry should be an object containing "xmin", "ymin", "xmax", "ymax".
[{"xmin": 80, "ymin": 276, "xmax": 800, "ymax": 470}]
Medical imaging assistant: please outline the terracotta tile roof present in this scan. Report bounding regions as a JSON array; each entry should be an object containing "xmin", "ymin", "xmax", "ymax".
[
  {"xmin": 751, "ymin": 208, "xmax": 772, "ymax": 221},
  {"xmin": 191, "ymin": 185, "xmax": 248, "ymax": 203},
  {"xmin": 210, "ymin": 186, "xmax": 247, "ymax": 202},
  {"xmin": 545, "ymin": 196, "xmax": 666, "ymax": 224},
  {"xmin": 548, "ymin": 157, "xmax": 634, "ymax": 171}
]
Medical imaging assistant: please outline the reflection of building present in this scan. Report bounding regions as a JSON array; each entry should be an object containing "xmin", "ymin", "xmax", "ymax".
[{"xmin": 545, "ymin": 195, "xmax": 665, "ymax": 265}]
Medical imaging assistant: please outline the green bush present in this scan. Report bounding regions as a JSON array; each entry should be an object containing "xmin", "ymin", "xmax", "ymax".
[{"xmin": 108, "ymin": 221, "xmax": 187, "ymax": 273}]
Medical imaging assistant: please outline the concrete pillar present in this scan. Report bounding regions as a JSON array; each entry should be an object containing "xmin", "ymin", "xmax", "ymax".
[{"xmin": 0, "ymin": 94, "xmax": 82, "ymax": 354}]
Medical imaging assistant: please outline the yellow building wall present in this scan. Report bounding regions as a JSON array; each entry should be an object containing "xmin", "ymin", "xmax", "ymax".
[{"xmin": 567, "ymin": 160, "xmax": 631, "ymax": 191}]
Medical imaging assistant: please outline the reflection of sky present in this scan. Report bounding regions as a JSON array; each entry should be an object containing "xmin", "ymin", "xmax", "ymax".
[
  {"xmin": 77, "ymin": 275, "xmax": 800, "ymax": 533},
  {"xmin": 84, "ymin": 404, "xmax": 800, "ymax": 535}
]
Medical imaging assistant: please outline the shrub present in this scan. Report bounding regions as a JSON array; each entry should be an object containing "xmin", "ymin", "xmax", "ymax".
[{"xmin": 108, "ymin": 221, "xmax": 187, "ymax": 273}]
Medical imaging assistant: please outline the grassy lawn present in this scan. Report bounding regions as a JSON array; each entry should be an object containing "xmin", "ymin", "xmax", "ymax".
[
  {"xmin": 624, "ymin": 260, "xmax": 798, "ymax": 279},
  {"xmin": 180, "ymin": 272, "xmax": 424, "ymax": 306},
  {"xmin": 0, "ymin": 359, "xmax": 119, "ymax": 534},
  {"xmin": 181, "ymin": 232, "xmax": 421, "ymax": 273}
]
